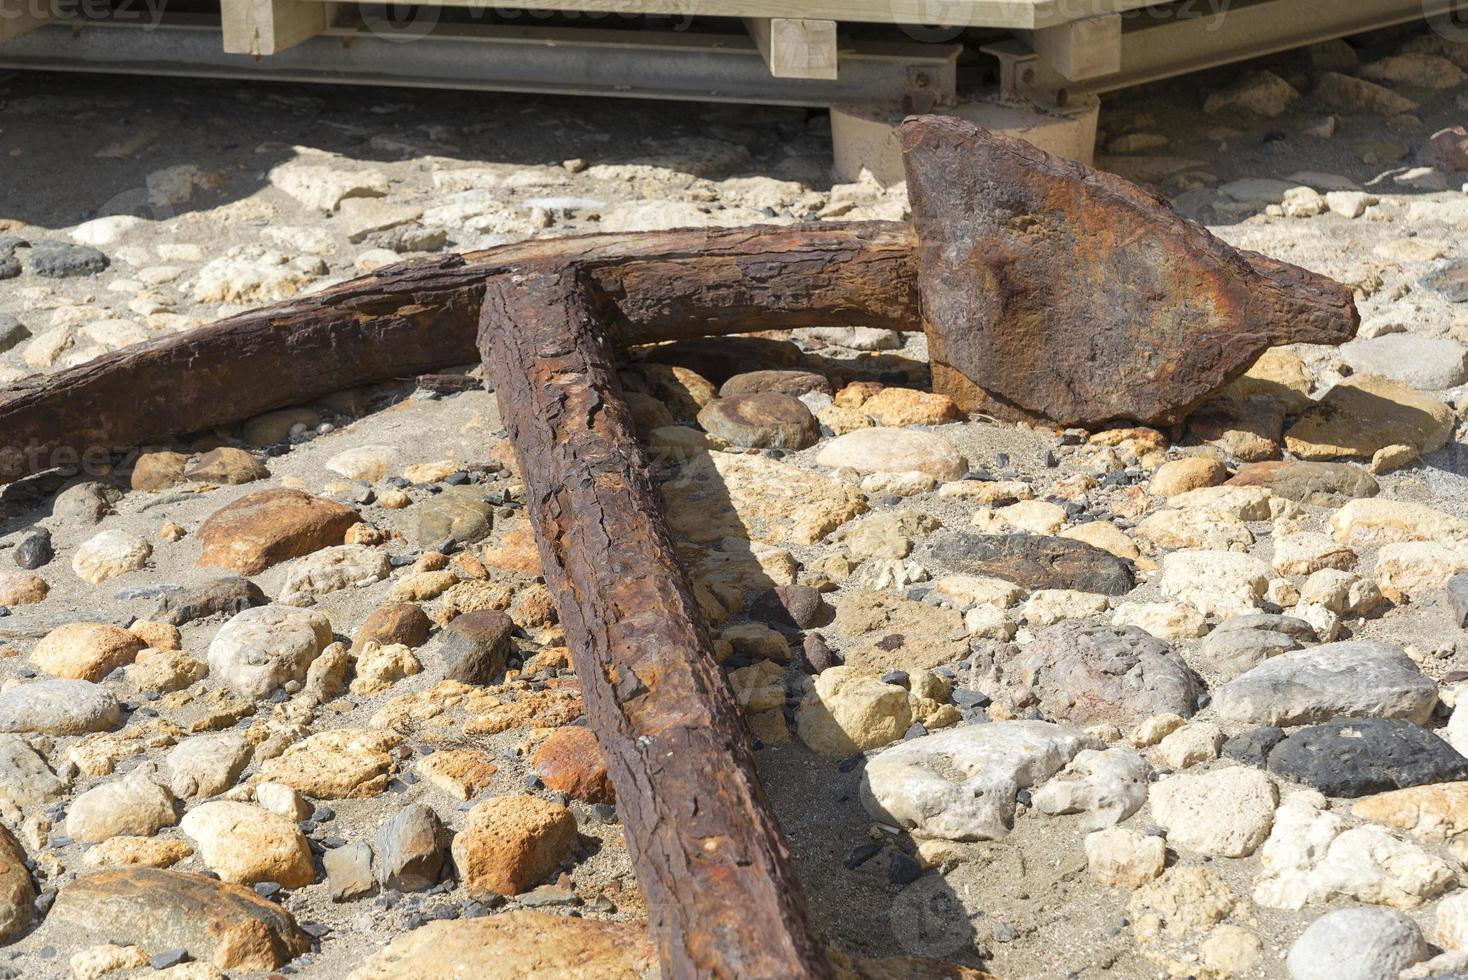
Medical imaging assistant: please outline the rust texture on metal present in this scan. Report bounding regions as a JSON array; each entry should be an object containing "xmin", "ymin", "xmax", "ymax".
[
  {"xmin": 479, "ymin": 264, "xmax": 834, "ymax": 979},
  {"xmin": 900, "ymin": 114, "xmax": 1359, "ymax": 427}
]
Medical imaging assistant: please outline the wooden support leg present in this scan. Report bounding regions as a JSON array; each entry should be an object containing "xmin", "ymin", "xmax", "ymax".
[
  {"xmin": 0, "ymin": 0, "xmax": 48, "ymax": 44},
  {"xmin": 479, "ymin": 264, "xmax": 835, "ymax": 978},
  {"xmin": 744, "ymin": 16, "xmax": 838, "ymax": 80},
  {"xmin": 222, "ymin": 0, "xmax": 326, "ymax": 56},
  {"xmin": 1024, "ymin": 13, "xmax": 1122, "ymax": 81}
]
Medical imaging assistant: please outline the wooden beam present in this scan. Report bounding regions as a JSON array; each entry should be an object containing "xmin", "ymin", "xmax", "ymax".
[
  {"xmin": 221, "ymin": 0, "xmax": 326, "ymax": 56},
  {"xmin": 744, "ymin": 17, "xmax": 838, "ymax": 80},
  {"xmin": 0, "ymin": 0, "xmax": 48, "ymax": 44},
  {"xmin": 1025, "ymin": 12, "xmax": 1121, "ymax": 81}
]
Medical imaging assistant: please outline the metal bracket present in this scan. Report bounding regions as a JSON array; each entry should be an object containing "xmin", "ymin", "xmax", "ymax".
[{"xmin": 980, "ymin": 39, "xmax": 1070, "ymax": 108}]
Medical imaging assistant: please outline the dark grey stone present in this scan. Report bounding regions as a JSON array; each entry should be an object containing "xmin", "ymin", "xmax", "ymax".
[
  {"xmin": 1267, "ymin": 718, "xmax": 1468, "ymax": 797},
  {"xmin": 927, "ymin": 532, "xmax": 1135, "ymax": 596},
  {"xmin": 0, "ymin": 315, "xmax": 28, "ymax": 354},
  {"xmin": 149, "ymin": 577, "xmax": 268, "ymax": 626},
  {"xmin": 430, "ymin": 609, "xmax": 513, "ymax": 685},
  {"xmin": 1448, "ymin": 572, "xmax": 1468, "ymax": 629},
  {"xmin": 13, "ymin": 529, "xmax": 52, "ymax": 570},
  {"xmin": 376, "ymin": 805, "xmax": 446, "ymax": 893},
  {"xmin": 25, "ymin": 242, "xmax": 109, "ymax": 278},
  {"xmin": 1222, "ymin": 727, "xmax": 1285, "ymax": 769}
]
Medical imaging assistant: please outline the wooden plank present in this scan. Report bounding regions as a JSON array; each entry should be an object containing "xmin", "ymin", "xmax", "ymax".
[
  {"xmin": 1025, "ymin": 12, "xmax": 1121, "ymax": 80},
  {"xmin": 221, "ymin": 0, "xmax": 326, "ymax": 55},
  {"xmin": 744, "ymin": 17, "xmax": 837, "ymax": 80},
  {"xmin": 0, "ymin": 0, "xmax": 48, "ymax": 44}
]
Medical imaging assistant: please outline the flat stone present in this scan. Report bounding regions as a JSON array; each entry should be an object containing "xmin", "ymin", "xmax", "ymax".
[
  {"xmin": 1013, "ymin": 622, "xmax": 1204, "ymax": 725},
  {"xmin": 927, "ymin": 532, "xmax": 1135, "ymax": 596},
  {"xmin": 207, "ymin": 605, "xmax": 334, "ymax": 700},
  {"xmin": 324, "ymin": 841, "xmax": 375, "ymax": 902},
  {"xmin": 375, "ymin": 803, "xmax": 447, "ymax": 892},
  {"xmin": 860, "ymin": 720, "xmax": 1098, "ymax": 841},
  {"xmin": 1213, "ymin": 641, "xmax": 1437, "ymax": 727},
  {"xmin": 1287, "ymin": 908, "xmax": 1428, "ymax": 980},
  {"xmin": 0, "ymin": 733, "xmax": 66, "ymax": 818},
  {"xmin": 343, "ymin": 911, "xmax": 657, "ymax": 980},
  {"xmin": 180, "ymin": 801, "xmax": 315, "ymax": 888},
  {"xmin": 1352, "ymin": 782, "xmax": 1468, "ymax": 846},
  {"xmin": 184, "ymin": 448, "xmax": 270, "ymax": 485},
  {"xmin": 663, "ymin": 451, "xmax": 866, "ymax": 546},
  {"xmin": 30, "ymin": 622, "xmax": 144, "ymax": 681},
  {"xmin": 1228, "ymin": 460, "xmax": 1379, "ymax": 505},
  {"xmin": 1267, "ymin": 719, "xmax": 1468, "ymax": 797},
  {"xmin": 66, "ymin": 764, "xmax": 177, "ymax": 842},
  {"xmin": 279, "ymin": 544, "xmax": 390, "ymax": 599},
  {"xmin": 1157, "ymin": 549, "xmax": 1270, "ymax": 618},
  {"xmin": 27, "ymin": 241, "xmax": 109, "ymax": 278},
  {"xmin": 1151, "ymin": 767, "xmax": 1278, "ymax": 857},
  {"xmin": 718, "ymin": 370, "xmax": 832, "ymax": 398},
  {"xmin": 696, "ymin": 393, "xmax": 819, "ymax": 450},
  {"xmin": 149, "ymin": 577, "xmax": 268, "ymax": 627},
  {"xmin": 1341, "ymin": 335, "xmax": 1468, "ymax": 390},
  {"xmin": 414, "ymin": 486, "xmax": 493, "ymax": 547},
  {"xmin": 1286, "ymin": 374, "xmax": 1456, "ymax": 460},
  {"xmin": 0, "ymin": 678, "xmax": 120, "ymax": 735},
  {"xmin": 1032, "ymin": 747, "xmax": 1150, "ymax": 829},
  {"xmin": 815, "ymin": 428, "xmax": 968, "ymax": 481},
  {"xmin": 72, "ymin": 529, "xmax": 151, "ymax": 585},
  {"xmin": 197, "ymin": 489, "xmax": 359, "ymax": 574},
  {"xmin": 49, "ymin": 868, "xmax": 310, "ymax": 970},
  {"xmin": 452, "ymin": 795, "xmax": 578, "ymax": 898},
  {"xmin": 256, "ymin": 728, "xmax": 403, "ymax": 799}
]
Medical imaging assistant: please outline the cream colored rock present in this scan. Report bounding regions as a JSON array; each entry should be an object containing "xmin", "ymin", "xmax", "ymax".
[
  {"xmin": 1150, "ymin": 457, "xmax": 1227, "ymax": 497},
  {"xmin": 1331, "ymin": 499, "xmax": 1468, "ymax": 547},
  {"xmin": 1438, "ymin": 892, "xmax": 1468, "ymax": 951},
  {"xmin": 1200, "ymin": 925, "xmax": 1263, "ymax": 975},
  {"xmin": 859, "ymin": 387, "xmax": 959, "ymax": 427},
  {"xmin": 1286, "ymin": 373, "xmax": 1456, "ymax": 459},
  {"xmin": 280, "ymin": 544, "xmax": 390, "ymax": 599},
  {"xmin": 71, "ymin": 530, "xmax": 151, "ymax": 584},
  {"xmin": 933, "ymin": 575, "xmax": 1024, "ymax": 609},
  {"xmin": 1272, "ymin": 533, "xmax": 1356, "ymax": 575},
  {"xmin": 324, "ymin": 446, "xmax": 396, "ymax": 482},
  {"xmin": 1168, "ymin": 485, "xmax": 1277, "ymax": 520},
  {"xmin": 1110, "ymin": 602, "xmax": 1207, "ymax": 641},
  {"xmin": 1135, "ymin": 508, "xmax": 1253, "ymax": 552},
  {"xmin": 1127, "ymin": 866, "xmax": 1236, "ymax": 936},
  {"xmin": 350, "ymin": 642, "xmax": 422, "ymax": 695},
  {"xmin": 255, "ymin": 782, "xmax": 311, "ymax": 822},
  {"xmin": 65, "ymin": 764, "xmax": 177, "ymax": 843},
  {"xmin": 1158, "ymin": 550, "xmax": 1270, "ymax": 618},
  {"xmin": 70, "ymin": 944, "xmax": 150, "ymax": 980},
  {"xmin": 1150, "ymin": 767, "xmax": 1277, "ymax": 857},
  {"xmin": 1022, "ymin": 589, "xmax": 1108, "ymax": 627},
  {"xmin": 663, "ymin": 451, "xmax": 867, "ymax": 546},
  {"xmin": 996, "ymin": 500, "xmax": 1067, "ymax": 536},
  {"xmin": 180, "ymin": 801, "xmax": 315, "ymax": 887},
  {"xmin": 964, "ymin": 604, "xmax": 1016, "ymax": 641},
  {"xmin": 1085, "ymin": 828, "xmax": 1165, "ymax": 889},
  {"xmin": 1377, "ymin": 542, "xmax": 1468, "ymax": 601},
  {"xmin": 1060, "ymin": 521, "xmax": 1145, "ymax": 563},
  {"xmin": 815, "ymin": 428, "xmax": 968, "ymax": 481},
  {"xmin": 1151, "ymin": 723, "xmax": 1223, "ymax": 769},
  {"xmin": 795, "ymin": 668, "xmax": 911, "ymax": 757}
]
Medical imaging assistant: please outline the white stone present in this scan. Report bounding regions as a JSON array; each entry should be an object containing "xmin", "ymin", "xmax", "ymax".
[
  {"xmin": 1158, "ymin": 550, "xmax": 1271, "ymax": 618},
  {"xmin": 1021, "ymin": 589, "xmax": 1108, "ymax": 627},
  {"xmin": 1110, "ymin": 602, "xmax": 1208, "ymax": 641},
  {"xmin": 1085, "ymin": 827, "xmax": 1165, "ymax": 889},
  {"xmin": 64, "ymin": 763, "xmax": 176, "ymax": 843},
  {"xmin": 1150, "ymin": 766, "xmax": 1277, "ymax": 857},
  {"xmin": 1212, "ymin": 641, "xmax": 1437, "ymax": 727},
  {"xmin": 166, "ymin": 732, "xmax": 251, "ymax": 800},
  {"xmin": 279, "ymin": 544, "xmax": 390, "ymax": 599},
  {"xmin": 815, "ymin": 428, "xmax": 968, "ymax": 481},
  {"xmin": 1032, "ymin": 747, "xmax": 1150, "ymax": 829},
  {"xmin": 325, "ymin": 446, "xmax": 396, "ymax": 482},
  {"xmin": 269, "ymin": 160, "xmax": 389, "ymax": 212},
  {"xmin": 71, "ymin": 530, "xmax": 151, "ymax": 585},
  {"xmin": 207, "ymin": 605, "xmax": 334, "ymax": 700}
]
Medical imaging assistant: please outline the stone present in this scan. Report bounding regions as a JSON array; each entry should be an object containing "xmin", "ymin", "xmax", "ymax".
[
  {"xmin": 390, "ymin": 571, "xmax": 457, "ymax": 602},
  {"xmin": 1213, "ymin": 642, "xmax": 1437, "ymax": 727},
  {"xmin": 49, "ymin": 868, "xmax": 309, "ymax": 970},
  {"xmin": 1152, "ymin": 722, "xmax": 1224, "ymax": 769},
  {"xmin": 0, "ymin": 825, "xmax": 33, "ymax": 943},
  {"xmin": 719, "ymin": 369, "xmax": 831, "ymax": 399},
  {"xmin": 1201, "ymin": 925, "xmax": 1263, "ymax": 975},
  {"xmin": 269, "ymin": 160, "xmax": 389, "ymax": 211},
  {"xmin": 1451, "ymin": 572, "xmax": 1468, "ymax": 628},
  {"xmin": 167, "ymin": 732, "xmax": 251, "ymax": 800},
  {"xmin": 1013, "ymin": 622, "xmax": 1204, "ymax": 725},
  {"xmin": 1157, "ymin": 549, "xmax": 1269, "ymax": 617},
  {"xmin": 376, "ymin": 803, "xmax": 447, "ymax": 892},
  {"xmin": 66, "ymin": 764, "xmax": 178, "ymax": 842},
  {"xmin": 663, "ymin": 451, "xmax": 867, "ymax": 546},
  {"xmin": 418, "ymin": 748, "xmax": 498, "ymax": 801},
  {"xmin": 1362, "ymin": 52, "xmax": 1467, "ymax": 88},
  {"xmin": 13, "ymin": 528, "xmax": 53, "ymax": 570},
  {"xmin": 0, "ymin": 679, "xmax": 120, "ymax": 735},
  {"xmin": 414, "ymin": 486, "xmax": 494, "ymax": 547},
  {"xmin": 428, "ymin": 609, "xmax": 513, "ymax": 684},
  {"xmin": 1326, "ymin": 191, "xmax": 1376, "ymax": 218},
  {"xmin": 796, "ymin": 667, "xmax": 912, "ymax": 757},
  {"xmin": 1126, "ymin": 866, "xmax": 1236, "ymax": 936},
  {"xmin": 324, "ymin": 841, "xmax": 375, "ymax": 901},
  {"xmin": 815, "ymin": 428, "xmax": 968, "ymax": 480},
  {"xmin": 325, "ymin": 446, "xmax": 396, "ymax": 483},
  {"xmin": 257, "ymin": 728, "xmax": 403, "ymax": 799},
  {"xmin": 859, "ymin": 721, "xmax": 1098, "ymax": 841},
  {"xmin": 749, "ymin": 584, "xmax": 827, "ymax": 630},
  {"xmin": 532, "ymin": 726, "xmax": 613, "ymax": 803},
  {"xmin": 0, "ymin": 733, "xmax": 65, "ymax": 818},
  {"xmin": 1084, "ymin": 827, "xmax": 1165, "ymax": 889},
  {"xmin": 902, "ymin": 115, "xmax": 1353, "ymax": 426},
  {"xmin": 184, "ymin": 448, "xmax": 270, "ymax": 485},
  {"xmin": 696, "ymin": 393, "xmax": 819, "ymax": 449},
  {"xmin": 1438, "ymin": 892, "xmax": 1468, "ymax": 951},
  {"xmin": 933, "ymin": 574, "xmax": 1024, "ymax": 609},
  {"xmin": 1286, "ymin": 374, "xmax": 1456, "ymax": 460},
  {"xmin": 342, "ymin": 911, "xmax": 658, "ymax": 979},
  {"xmin": 1110, "ymin": 601, "xmax": 1207, "ymax": 641},
  {"xmin": 351, "ymin": 642, "xmax": 421, "ymax": 694},
  {"xmin": 993, "ymin": 500, "xmax": 1067, "ymax": 536},
  {"xmin": 130, "ymin": 451, "xmax": 189, "ymax": 491},
  {"xmin": 30, "ymin": 622, "xmax": 144, "ymax": 681},
  {"xmin": 1135, "ymin": 507, "xmax": 1252, "ymax": 552},
  {"xmin": 198, "ymin": 489, "xmax": 358, "ymax": 574},
  {"xmin": 72, "ymin": 530, "xmax": 152, "ymax": 584},
  {"xmin": 27, "ymin": 241, "xmax": 109, "ymax": 277},
  {"xmin": 1352, "ymin": 783, "xmax": 1468, "ymax": 850},
  {"xmin": 1299, "ymin": 569, "xmax": 1383, "ymax": 617},
  {"xmin": 452, "ymin": 795, "xmax": 578, "ymax": 898},
  {"xmin": 1021, "ymin": 588, "xmax": 1108, "ymax": 626},
  {"xmin": 1315, "ymin": 71, "xmax": 1420, "ymax": 115},
  {"xmin": 82, "ymin": 837, "xmax": 192, "ymax": 870},
  {"xmin": 836, "ymin": 510, "xmax": 938, "ymax": 560},
  {"xmin": 1196, "ymin": 626, "xmax": 1301, "ymax": 677},
  {"xmin": 1288, "ymin": 908, "xmax": 1429, "ymax": 980},
  {"xmin": 242, "ymin": 408, "xmax": 321, "ymax": 446},
  {"xmin": 1331, "ymin": 498, "xmax": 1468, "ymax": 547},
  {"xmin": 1272, "ymin": 533, "xmax": 1356, "ymax": 575},
  {"xmin": 354, "ymin": 603, "xmax": 432, "ymax": 652},
  {"xmin": 1150, "ymin": 767, "xmax": 1277, "ymax": 857},
  {"xmin": 859, "ymin": 387, "xmax": 960, "ymax": 427},
  {"xmin": 1203, "ymin": 69, "xmax": 1299, "ymax": 116},
  {"xmin": 1377, "ymin": 542, "xmax": 1468, "ymax": 601},
  {"xmin": 207, "ymin": 605, "xmax": 334, "ymax": 700},
  {"xmin": 1341, "ymin": 335, "xmax": 1468, "ymax": 391},
  {"xmin": 151, "ymin": 577, "xmax": 268, "ymax": 627},
  {"xmin": 181, "ymin": 801, "xmax": 315, "ymax": 888},
  {"xmin": 280, "ymin": 544, "xmax": 390, "ymax": 599},
  {"xmin": 927, "ymin": 532, "xmax": 1135, "ymax": 595},
  {"xmin": 830, "ymin": 590, "xmax": 969, "ymax": 672},
  {"xmin": 1150, "ymin": 457, "xmax": 1227, "ymax": 497},
  {"xmin": 0, "ymin": 314, "xmax": 29, "ymax": 354},
  {"xmin": 1268, "ymin": 719, "xmax": 1468, "ymax": 798},
  {"xmin": 1032, "ymin": 747, "xmax": 1150, "ymax": 829},
  {"xmin": 70, "ymin": 944, "xmax": 151, "ymax": 980},
  {"xmin": 124, "ymin": 648, "xmax": 207, "ymax": 694}
]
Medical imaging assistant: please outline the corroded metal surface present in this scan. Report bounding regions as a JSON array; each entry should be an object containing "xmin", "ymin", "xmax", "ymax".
[{"xmin": 901, "ymin": 114, "xmax": 1359, "ymax": 427}]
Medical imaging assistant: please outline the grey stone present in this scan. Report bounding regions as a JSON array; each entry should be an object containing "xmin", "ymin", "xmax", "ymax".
[
  {"xmin": 52, "ymin": 481, "xmax": 119, "ymax": 525},
  {"xmin": 431, "ymin": 610, "xmax": 513, "ymax": 685},
  {"xmin": 375, "ymin": 804, "xmax": 446, "ymax": 892},
  {"xmin": 0, "ymin": 679, "xmax": 121, "ymax": 735},
  {"xmin": 1197, "ymin": 628, "xmax": 1302, "ymax": 677},
  {"xmin": 414, "ymin": 486, "xmax": 493, "ymax": 547},
  {"xmin": 1228, "ymin": 461, "xmax": 1379, "ymax": 506},
  {"xmin": 860, "ymin": 720, "xmax": 1098, "ymax": 841},
  {"xmin": 1268, "ymin": 718, "xmax": 1468, "ymax": 797},
  {"xmin": 928, "ymin": 532, "xmax": 1135, "ymax": 596},
  {"xmin": 324, "ymin": 841, "xmax": 375, "ymax": 901},
  {"xmin": 1013, "ymin": 622, "xmax": 1204, "ymax": 725},
  {"xmin": 1223, "ymin": 727, "xmax": 1286, "ymax": 769},
  {"xmin": 206, "ymin": 605, "xmax": 334, "ymax": 700},
  {"xmin": 0, "ymin": 315, "xmax": 28, "ymax": 355},
  {"xmin": 1286, "ymin": 908, "xmax": 1428, "ymax": 980},
  {"xmin": 13, "ymin": 529, "xmax": 52, "ymax": 570},
  {"xmin": 1448, "ymin": 572, "xmax": 1468, "ymax": 629},
  {"xmin": 26, "ymin": 242, "xmax": 109, "ymax": 278},
  {"xmin": 166, "ymin": 732, "xmax": 251, "ymax": 800},
  {"xmin": 0, "ymin": 734, "xmax": 66, "ymax": 817},
  {"xmin": 1340, "ymin": 334, "xmax": 1468, "ymax": 390},
  {"xmin": 718, "ymin": 370, "xmax": 833, "ymax": 399},
  {"xmin": 1213, "ymin": 641, "xmax": 1437, "ymax": 727},
  {"xmin": 1422, "ymin": 261, "xmax": 1468, "ymax": 302},
  {"xmin": 1213, "ymin": 613, "xmax": 1317, "ymax": 644},
  {"xmin": 150, "ymin": 577, "xmax": 269, "ymax": 626}
]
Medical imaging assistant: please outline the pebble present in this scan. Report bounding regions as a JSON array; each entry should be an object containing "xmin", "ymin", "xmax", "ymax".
[{"xmin": 13, "ymin": 529, "xmax": 53, "ymax": 570}]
